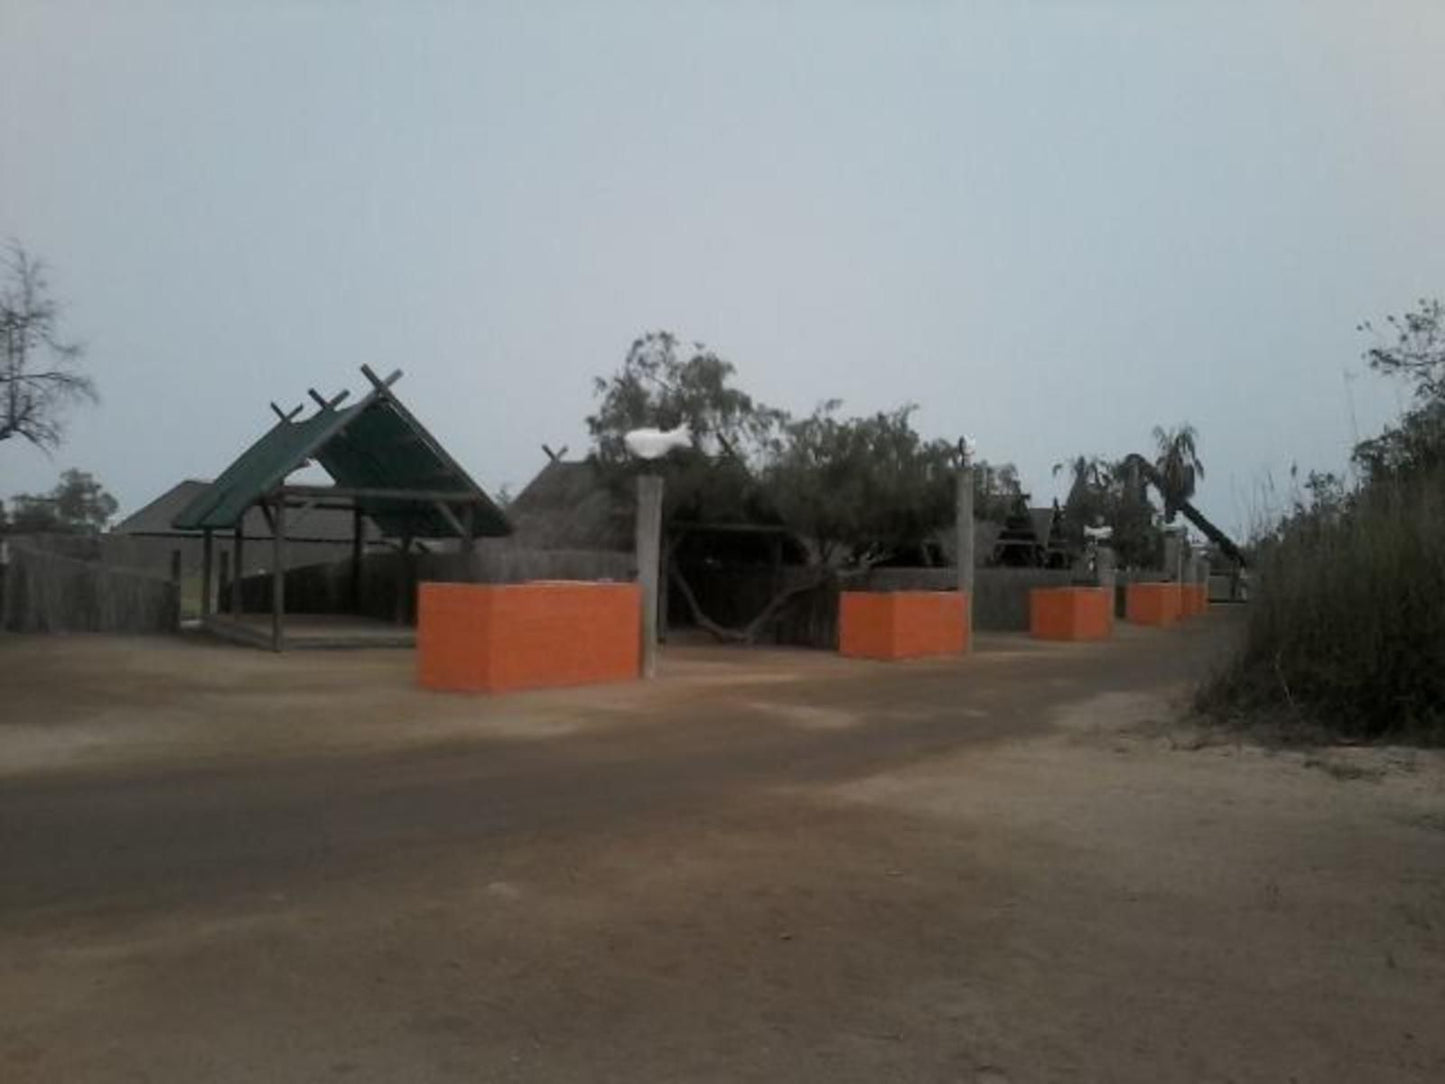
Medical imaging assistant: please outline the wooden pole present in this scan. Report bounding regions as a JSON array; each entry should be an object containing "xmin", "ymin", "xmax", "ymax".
[
  {"xmin": 218, "ymin": 551, "xmax": 230, "ymax": 615},
  {"xmin": 200, "ymin": 529, "xmax": 214, "ymax": 621},
  {"xmin": 395, "ymin": 536, "xmax": 412, "ymax": 625},
  {"xmin": 169, "ymin": 549, "xmax": 182, "ymax": 631},
  {"xmin": 232, "ymin": 524, "xmax": 245, "ymax": 616},
  {"xmin": 956, "ymin": 464, "xmax": 975, "ymax": 651},
  {"xmin": 271, "ymin": 500, "xmax": 286, "ymax": 652},
  {"xmin": 350, "ymin": 507, "xmax": 363, "ymax": 613},
  {"xmin": 636, "ymin": 474, "xmax": 664, "ymax": 679}
]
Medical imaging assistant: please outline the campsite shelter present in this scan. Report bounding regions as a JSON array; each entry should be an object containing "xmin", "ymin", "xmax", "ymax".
[
  {"xmin": 172, "ymin": 365, "xmax": 510, "ymax": 650},
  {"xmin": 113, "ymin": 479, "xmax": 389, "ymax": 605}
]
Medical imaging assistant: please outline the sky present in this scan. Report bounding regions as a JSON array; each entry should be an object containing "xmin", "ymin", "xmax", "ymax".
[{"xmin": 3, "ymin": 0, "xmax": 1443, "ymax": 539}]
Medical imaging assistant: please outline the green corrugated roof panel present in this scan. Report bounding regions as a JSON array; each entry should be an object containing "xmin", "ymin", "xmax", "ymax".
[{"xmin": 170, "ymin": 385, "xmax": 510, "ymax": 539}]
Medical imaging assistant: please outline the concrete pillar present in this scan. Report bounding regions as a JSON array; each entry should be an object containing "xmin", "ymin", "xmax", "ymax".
[
  {"xmin": 956, "ymin": 465, "xmax": 975, "ymax": 652},
  {"xmin": 1163, "ymin": 533, "xmax": 1182, "ymax": 582},
  {"xmin": 636, "ymin": 474, "xmax": 664, "ymax": 679},
  {"xmin": 1096, "ymin": 545, "xmax": 1118, "ymax": 621}
]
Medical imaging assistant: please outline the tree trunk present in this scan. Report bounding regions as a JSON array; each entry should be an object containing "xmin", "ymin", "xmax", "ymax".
[{"xmin": 668, "ymin": 560, "xmax": 879, "ymax": 645}]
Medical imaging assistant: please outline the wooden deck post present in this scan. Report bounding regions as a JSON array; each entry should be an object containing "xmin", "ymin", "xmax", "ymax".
[
  {"xmin": 201, "ymin": 529, "xmax": 214, "ymax": 620},
  {"xmin": 350, "ymin": 507, "xmax": 363, "ymax": 613},
  {"xmin": 636, "ymin": 474, "xmax": 663, "ymax": 679},
  {"xmin": 169, "ymin": 549, "xmax": 182, "ymax": 631},
  {"xmin": 218, "ymin": 551, "xmax": 230, "ymax": 614},
  {"xmin": 395, "ymin": 536, "xmax": 412, "ymax": 625},
  {"xmin": 271, "ymin": 500, "xmax": 286, "ymax": 652},
  {"xmin": 232, "ymin": 524, "xmax": 245, "ymax": 616}
]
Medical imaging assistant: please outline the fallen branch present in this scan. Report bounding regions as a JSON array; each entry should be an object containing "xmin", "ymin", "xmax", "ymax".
[{"xmin": 667, "ymin": 556, "xmax": 886, "ymax": 645}]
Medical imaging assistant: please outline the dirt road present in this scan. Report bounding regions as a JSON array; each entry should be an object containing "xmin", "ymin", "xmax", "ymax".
[{"xmin": 2, "ymin": 616, "xmax": 1442, "ymax": 1082}]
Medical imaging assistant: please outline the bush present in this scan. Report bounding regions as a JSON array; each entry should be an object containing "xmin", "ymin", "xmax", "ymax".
[{"xmin": 1199, "ymin": 470, "xmax": 1445, "ymax": 744}]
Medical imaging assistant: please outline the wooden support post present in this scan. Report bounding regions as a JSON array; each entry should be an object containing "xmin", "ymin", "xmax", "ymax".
[
  {"xmin": 350, "ymin": 508, "xmax": 364, "ymax": 613},
  {"xmin": 232, "ymin": 525, "xmax": 245, "ymax": 616},
  {"xmin": 956, "ymin": 464, "xmax": 975, "ymax": 651},
  {"xmin": 462, "ymin": 504, "xmax": 476, "ymax": 554},
  {"xmin": 395, "ymin": 537, "xmax": 412, "ymax": 625},
  {"xmin": 201, "ymin": 530, "xmax": 214, "ymax": 621},
  {"xmin": 218, "ymin": 551, "xmax": 230, "ymax": 615},
  {"xmin": 636, "ymin": 474, "xmax": 664, "ymax": 679},
  {"xmin": 169, "ymin": 549, "xmax": 182, "ymax": 631},
  {"xmin": 271, "ymin": 500, "xmax": 286, "ymax": 653}
]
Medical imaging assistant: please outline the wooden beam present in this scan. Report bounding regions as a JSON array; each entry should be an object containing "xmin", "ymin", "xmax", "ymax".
[
  {"xmin": 275, "ymin": 484, "xmax": 481, "ymax": 503},
  {"xmin": 308, "ymin": 387, "xmax": 351, "ymax": 411},
  {"xmin": 432, "ymin": 500, "xmax": 467, "ymax": 539},
  {"xmin": 270, "ymin": 401, "xmax": 304, "ymax": 423},
  {"xmin": 360, "ymin": 364, "xmax": 403, "ymax": 391},
  {"xmin": 271, "ymin": 500, "xmax": 286, "ymax": 652},
  {"xmin": 541, "ymin": 443, "xmax": 569, "ymax": 463}
]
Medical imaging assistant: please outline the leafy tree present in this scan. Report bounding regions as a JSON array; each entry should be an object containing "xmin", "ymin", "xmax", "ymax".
[
  {"xmin": 1354, "ymin": 300, "xmax": 1445, "ymax": 485},
  {"xmin": 587, "ymin": 332, "xmax": 979, "ymax": 640},
  {"xmin": 1054, "ymin": 454, "xmax": 1160, "ymax": 568},
  {"xmin": 1360, "ymin": 298, "xmax": 1445, "ymax": 402},
  {"xmin": 7, "ymin": 469, "xmax": 117, "ymax": 534},
  {"xmin": 1, "ymin": 243, "xmax": 94, "ymax": 451},
  {"xmin": 973, "ymin": 460, "xmax": 1025, "ymax": 523},
  {"xmin": 586, "ymin": 331, "xmax": 786, "ymax": 527},
  {"xmin": 587, "ymin": 331, "xmax": 785, "ymax": 466},
  {"xmin": 1151, "ymin": 423, "xmax": 1205, "ymax": 518},
  {"xmin": 764, "ymin": 402, "xmax": 957, "ymax": 566}
]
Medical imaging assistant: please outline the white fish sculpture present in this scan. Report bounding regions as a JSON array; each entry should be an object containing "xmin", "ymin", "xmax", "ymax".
[{"xmin": 624, "ymin": 423, "xmax": 693, "ymax": 461}]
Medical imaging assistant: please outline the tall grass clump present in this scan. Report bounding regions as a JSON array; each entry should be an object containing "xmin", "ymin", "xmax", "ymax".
[
  {"xmin": 1202, "ymin": 298, "xmax": 1445, "ymax": 745},
  {"xmin": 1202, "ymin": 472, "xmax": 1445, "ymax": 743}
]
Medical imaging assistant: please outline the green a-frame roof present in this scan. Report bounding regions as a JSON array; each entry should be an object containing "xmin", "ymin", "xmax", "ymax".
[{"xmin": 172, "ymin": 365, "xmax": 511, "ymax": 541}]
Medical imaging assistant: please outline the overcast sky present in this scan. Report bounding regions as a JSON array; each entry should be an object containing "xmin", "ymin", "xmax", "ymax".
[{"xmin": 3, "ymin": 1, "xmax": 1443, "ymax": 538}]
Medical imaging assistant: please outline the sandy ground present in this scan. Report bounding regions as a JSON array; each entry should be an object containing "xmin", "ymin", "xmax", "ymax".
[{"xmin": 1, "ymin": 615, "xmax": 1442, "ymax": 1082}]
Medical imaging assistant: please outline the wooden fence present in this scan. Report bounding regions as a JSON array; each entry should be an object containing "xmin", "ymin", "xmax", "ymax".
[{"xmin": 1, "ymin": 543, "xmax": 179, "ymax": 634}]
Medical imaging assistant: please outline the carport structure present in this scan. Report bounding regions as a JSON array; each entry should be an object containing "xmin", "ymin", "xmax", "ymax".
[{"xmin": 172, "ymin": 365, "xmax": 510, "ymax": 650}]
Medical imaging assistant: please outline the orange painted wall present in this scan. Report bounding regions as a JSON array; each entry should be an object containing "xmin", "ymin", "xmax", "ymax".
[
  {"xmin": 417, "ymin": 581, "xmax": 641, "ymax": 693},
  {"xmin": 1125, "ymin": 582, "xmax": 1182, "ymax": 627},
  {"xmin": 1030, "ymin": 587, "xmax": 1113, "ymax": 641},
  {"xmin": 839, "ymin": 591, "xmax": 967, "ymax": 660},
  {"xmin": 1181, "ymin": 584, "xmax": 1209, "ymax": 617}
]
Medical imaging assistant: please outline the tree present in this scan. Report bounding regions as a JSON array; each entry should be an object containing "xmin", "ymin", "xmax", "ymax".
[
  {"xmin": 1, "ymin": 243, "xmax": 94, "ymax": 451},
  {"xmin": 1151, "ymin": 423, "xmax": 1204, "ymax": 518},
  {"xmin": 1053, "ymin": 454, "xmax": 1160, "ymax": 568},
  {"xmin": 973, "ymin": 460, "xmax": 1025, "ymax": 523},
  {"xmin": 1354, "ymin": 300, "xmax": 1445, "ymax": 485},
  {"xmin": 1360, "ymin": 298, "xmax": 1445, "ymax": 403},
  {"xmin": 587, "ymin": 332, "xmax": 971, "ymax": 641},
  {"xmin": 587, "ymin": 331, "xmax": 785, "ymax": 467},
  {"xmin": 764, "ymin": 402, "xmax": 958, "ymax": 567},
  {"xmin": 6, "ymin": 469, "xmax": 117, "ymax": 534}
]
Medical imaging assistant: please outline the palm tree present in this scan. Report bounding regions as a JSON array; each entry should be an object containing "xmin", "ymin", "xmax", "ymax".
[{"xmin": 1151, "ymin": 423, "xmax": 1205, "ymax": 519}]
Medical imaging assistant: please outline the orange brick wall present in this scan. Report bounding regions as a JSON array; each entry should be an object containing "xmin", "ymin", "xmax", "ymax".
[
  {"xmin": 418, "ymin": 581, "xmax": 641, "ymax": 693},
  {"xmin": 1180, "ymin": 583, "xmax": 1209, "ymax": 617},
  {"xmin": 1030, "ymin": 587, "xmax": 1113, "ymax": 641},
  {"xmin": 839, "ymin": 591, "xmax": 967, "ymax": 660},
  {"xmin": 1125, "ymin": 582, "xmax": 1182, "ymax": 627}
]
